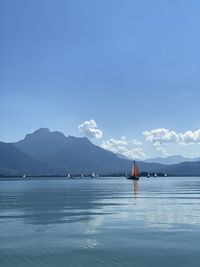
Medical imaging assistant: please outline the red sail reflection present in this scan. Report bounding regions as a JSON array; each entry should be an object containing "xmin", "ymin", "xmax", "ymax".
[{"xmin": 133, "ymin": 180, "xmax": 139, "ymax": 200}]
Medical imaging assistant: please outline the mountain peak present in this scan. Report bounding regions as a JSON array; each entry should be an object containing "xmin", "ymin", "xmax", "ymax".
[
  {"xmin": 34, "ymin": 128, "xmax": 50, "ymax": 133},
  {"xmin": 31, "ymin": 128, "xmax": 50, "ymax": 135},
  {"xmin": 15, "ymin": 129, "xmax": 93, "ymax": 161},
  {"xmin": 24, "ymin": 128, "xmax": 67, "ymax": 140}
]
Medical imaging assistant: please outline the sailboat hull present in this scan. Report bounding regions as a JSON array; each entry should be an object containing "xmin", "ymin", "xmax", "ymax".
[{"xmin": 127, "ymin": 176, "xmax": 139, "ymax": 180}]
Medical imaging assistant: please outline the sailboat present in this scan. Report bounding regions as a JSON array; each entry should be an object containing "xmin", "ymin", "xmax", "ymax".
[
  {"xmin": 164, "ymin": 173, "xmax": 167, "ymax": 177},
  {"xmin": 91, "ymin": 172, "xmax": 95, "ymax": 178},
  {"xmin": 147, "ymin": 172, "xmax": 151, "ymax": 178},
  {"xmin": 154, "ymin": 173, "xmax": 157, "ymax": 178},
  {"xmin": 67, "ymin": 174, "xmax": 71, "ymax": 178},
  {"xmin": 22, "ymin": 174, "xmax": 26, "ymax": 179},
  {"xmin": 127, "ymin": 161, "xmax": 139, "ymax": 180}
]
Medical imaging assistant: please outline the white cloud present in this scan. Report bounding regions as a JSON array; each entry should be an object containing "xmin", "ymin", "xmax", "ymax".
[
  {"xmin": 78, "ymin": 119, "xmax": 103, "ymax": 139},
  {"xmin": 132, "ymin": 138, "xmax": 143, "ymax": 145},
  {"xmin": 156, "ymin": 146, "xmax": 168, "ymax": 156},
  {"xmin": 101, "ymin": 138, "xmax": 145, "ymax": 160},
  {"xmin": 143, "ymin": 128, "xmax": 179, "ymax": 144},
  {"xmin": 153, "ymin": 141, "xmax": 161, "ymax": 147},
  {"xmin": 101, "ymin": 138, "xmax": 128, "ymax": 149},
  {"xmin": 130, "ymin": 148, "xmax": 145, "ymax": 159},
  {"xmin": 143, "ymin": 128, "xmax": 200, "ymax": 145},
  {"xmin": 179, "ymin": 129, "xmax": 200, "ymax": 144}
]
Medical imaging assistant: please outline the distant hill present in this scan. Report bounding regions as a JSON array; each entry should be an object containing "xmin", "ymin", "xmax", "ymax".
[
  {"xmin": 0, "ymin": 128, "xmax": 199, "ymax": 176},
  {"xmin": 158, "ymin": 160, "xmax": 200, "ymax": 176},
  {"xmin": 0, "ymin": 142, "xmax": 51, "ymax": 175},
  {"xmin": 144, "ymin": 155, "xmax": 200, "ymax": 165}
]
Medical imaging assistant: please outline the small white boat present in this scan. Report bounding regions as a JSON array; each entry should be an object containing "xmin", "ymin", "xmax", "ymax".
[
  {"xmin": 91, "ymin": 172, "xmax": 95, "ymax": 178},
  {"xmin": 147, "ymin": 172, "xmax": 151, "ymax": 178},
  {"xmin": 67, "ymin": 174, "xmax": 71, "ymax": 178},
  {"xmin": 96, "ymin": 174, "xmax": 99, "ymax": 178},
  {"xmin": 81, "ymin": 174, "xmax": 84, "ymax": 178},
  {"xmin": 164, "ymin": 173, "xmax": 167, "ymax": 177},
  {"xmin": 154, "ymin": 173, "xmax": 157, "ymax": 177},
  {"xmin": 22, "ymin": 174, "xmax": 26, "ymax": 179}
]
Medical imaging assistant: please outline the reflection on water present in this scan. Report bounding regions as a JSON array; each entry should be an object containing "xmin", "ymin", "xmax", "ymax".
[
  {"xmin": 0, "ymin": 177, "xmax": 200, "ymax": 267},
  {"xmin": 133, "ymin": 180, "xmax": 139, "ymax": 200},
  {"xmin": 0, "ymin": 180, "xmax": 122, "ymax": 226}
]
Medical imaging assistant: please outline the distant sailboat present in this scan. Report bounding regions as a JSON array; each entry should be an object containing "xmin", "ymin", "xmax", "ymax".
[
  {"xmin": 81, "ymin": 174, "xmax": 84, "ymax": 178},
  {"xmin": 127, "ymin": 161, "xmax": 139, "ymax": 180},
  {"xmin": 147, "ymin": 172, "xmax": 151, "ymax": 178},
  {"xmin": 22, "ymin": 174, "xmax": 26, "ymax": 179},
  {"xmin": 91, "ymin": 172, "xmax": 95, "ymax": 178},
  {"xmin": 154, "ymin": 173, "xmax": 157, "ymax": 178},
  {"xmin": 67, "ymin": 174, "xmax": 71, "ymax": 178},
  {"xmin": 96, "ymin": 174, "xmax": 99, "ymax": 178},
  {"xmin": 164, "ymin": 173, "xmax": 167, "ymax": 177}
]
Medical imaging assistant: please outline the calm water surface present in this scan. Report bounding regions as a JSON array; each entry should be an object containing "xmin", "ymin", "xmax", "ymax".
[{"xmin": 0, "ymin": 177, "xmax": 200, "ymax": 267}]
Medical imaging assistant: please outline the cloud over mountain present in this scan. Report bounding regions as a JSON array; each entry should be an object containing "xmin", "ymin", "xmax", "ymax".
[
  {"xmin": 101, "ymin": 137, "xmax": 145, "ymax": 160},
  {"xmin": 78, "ymin": 119, "xmax": 103, "ymax": 139},
  {"xmin": 179, "ymin": 129, "xmax": 200, "ymax": 144},
  {"xmin": 131, "ymin": 138, "xmax": 143, "ymax": 145},
  {"xmin": 143, "ymin": 128, "xmax": 179, "ymax": 145},
  {"xmin": 143, "ymin": 128, "xmax": 200, "ymax": 145},
  {"xmin": 156, "ymin": 146, "xmax": 168, "ymax": 156}
]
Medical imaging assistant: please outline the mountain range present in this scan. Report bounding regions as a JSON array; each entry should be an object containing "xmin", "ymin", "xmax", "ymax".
[
  {"xmin": 144, "ymin": 155, "xmax": 200, "ymax": 165},
  {"xmin": 0, "ymin": 128, "xmax": 200, "ymax": 176}
]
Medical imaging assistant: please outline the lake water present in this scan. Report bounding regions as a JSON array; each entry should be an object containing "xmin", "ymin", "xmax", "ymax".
[{"xmin": 0, "ymin": 177, "xmax": 200, "ymax": 267}]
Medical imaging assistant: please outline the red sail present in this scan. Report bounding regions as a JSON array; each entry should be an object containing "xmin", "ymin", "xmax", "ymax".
[{"xmin": 132, "ymin": 161, "xmax": 139, "ymax": 177}]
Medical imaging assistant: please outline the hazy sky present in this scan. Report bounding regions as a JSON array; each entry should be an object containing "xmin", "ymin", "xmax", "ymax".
[{"xmin": 0, "ymin": 0, "xmax": 200, "ymax": 159}]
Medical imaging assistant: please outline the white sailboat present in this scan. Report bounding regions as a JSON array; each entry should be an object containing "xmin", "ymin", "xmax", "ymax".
[
  {"xmin": 147, "ymin": 172, "xmax": 151, "ymax": 178},
  {"xmin": 154, "ymin": 173, "xmax": 157, "ymax": 178},
  {"xmin": 22, "ymin": 174, "xmax": 26, "ymax": 179},
  {"xmin": 91, "ymin": 172, "xmax": 95, "ymax": 178},
  {"xmin": 67, "ymin": 174, "xmax": 71, "ymax": 178},
  {"xmin": 164, "ymin": 173, "xmax": 167, "ymax": 177}
]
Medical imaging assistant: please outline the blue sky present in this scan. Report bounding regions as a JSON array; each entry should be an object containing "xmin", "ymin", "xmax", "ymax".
[{"xmin": 0, "ymin": 0, "xmax": 200, "ymax": 158}]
